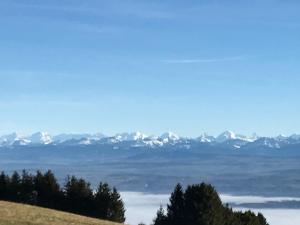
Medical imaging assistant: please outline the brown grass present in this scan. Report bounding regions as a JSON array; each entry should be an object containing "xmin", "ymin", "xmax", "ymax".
[{"xmin": 0, "ymin": 201, "xmax": 123, "ymax": 225}]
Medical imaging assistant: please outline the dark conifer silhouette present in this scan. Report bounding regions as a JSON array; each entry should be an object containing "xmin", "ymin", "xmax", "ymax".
[
  {"xmin": 0, "ymin": 170, "xmax": 125, "ymax": 223},
  {"xmin": 153, "ymin": 183, "xmax": 269, "ymax": 225},
  {"xmin": 94, "ymin": 182, "xmax": 112, "ymax": 218},
  {"xmin": 153, "ymin": 206, "xmax": 168, "ymax": 225},
  {"xmin": 0, "ymin": 172, "xmax": 9, "ymax": 200},
  {"xmin": 9, "ymin": 171, "xmax": 21, "ymax": 201},
  {"xmin": 64, "ymin": 176, "xmax": 94, "ymax": 215},
  {"xmin": 167, "ymin": 183, "xmax": 184, "ymax": 225},
  {"xmin": 94, "ymin": 182, "xmax": 126, "ymax": 223},
  {"xmin": 0, "ymin": 170, "xmax": 270, "ymax": 225},
  {"xmin": 34, "ymin": 170, "xmax": 61, "ymax": 208},
  {"xmin": 108, "ymin": 187, "xmax": 126, "ymax": 222}
]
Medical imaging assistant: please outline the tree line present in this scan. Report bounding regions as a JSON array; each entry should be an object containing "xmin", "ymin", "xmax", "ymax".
[
  {"xmin": 0, "ymin": 170, "xmax": 270, "ymax": 225},
  {"xmin": 0, "ymin": 170, "xmax": 125, "ymax": 223},
  {"xmin": 153, "ymin": 183, "xmax": 269, "ymax": 225}
]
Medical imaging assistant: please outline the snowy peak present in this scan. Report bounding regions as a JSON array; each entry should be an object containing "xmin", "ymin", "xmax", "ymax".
[
  {"xmin": 53, "ymin": 133, "xmax": 105, "ymax": 143},
  {"xmin": 216, "ymin": 131, "xmax": 257, "ymax": 143},
  {"xmin": 0, "ymin": 132, "xmax": 29, "ymax": 146},
  {"xmin": 275, "ymin": 134, "xmax": 289, "ymax": 141},
  {"xmin": 216, "ymin": 131, "xmax": 237, "ymax": 143},
  {"xmin": 132, "ymin": 131, "xmax": 148, "ymax": 140},
  {"xmin": 30, "ymin": 132, "xmax": 52, "ymax": 145},
  {"xmin": 160, "ymin": 132, "xmax": 180, "ymax": 142},
  {"xmin": 0, "ymin": 131, "xmax": 300, "ymax": 150},
  {"xmin": 107, "ymin": 131, "xmax": 181, "ymax": 146},
  {"xmin": 113, "ymin": 132, "xmax": 148, "ymax": 142},
  {"xmin": 197, "ymin": 133, "xmax": 215, "ymax": 143},
  {"xmin": 53, "ymin": 133, "xmax": 90, "ymax": 142}
]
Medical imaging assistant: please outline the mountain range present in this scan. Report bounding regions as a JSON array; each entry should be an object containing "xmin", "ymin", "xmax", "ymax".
[{"xmin": 0, "ymin": 131, "xmax": 300, "ymax": 150}]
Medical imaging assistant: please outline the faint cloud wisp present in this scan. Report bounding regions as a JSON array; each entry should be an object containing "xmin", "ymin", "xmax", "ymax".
[{"xmin": 161, "ymin": 56, "xmax": 245, "ymax": 64}]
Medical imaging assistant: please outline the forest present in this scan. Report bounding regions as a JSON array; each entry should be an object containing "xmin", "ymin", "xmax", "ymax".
[
  {"xmin": 0, "ymin": 170, "xmax": 268, "ymax": 225},
  {"xmin": 0, "ymin": 170, "xmax": 125, "ymax": 223}
]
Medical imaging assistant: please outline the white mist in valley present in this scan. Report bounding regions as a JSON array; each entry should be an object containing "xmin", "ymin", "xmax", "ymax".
[
  {"xmin": 121, "ymin": 192, "xmax": 300, "ymax": 225},
  {"xmin": 121, "ymin": 192, "xmax": 169, "ymax": 225}
]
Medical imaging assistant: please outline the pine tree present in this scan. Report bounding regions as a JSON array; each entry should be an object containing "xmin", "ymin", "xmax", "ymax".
[
  {"xmin": 167, "ymin": 183, "xmax": 184, "ymax": 225},
  {"xmin": 0, "ymin": 172, "xmax": 9, "ymax": 199},
  {"xmin": 9, "ymin": 171, "xmax": 21, "ymax": 201},
  {"xmin": 153, "ymin": 183, "xmax": 269, "ymax": 225},
  {"xmin": 184, "ymin": 183, "xmax": 223, "ymax": 225},
  {"xmin": 20, "ymin": 170, "xmax": 35, "ymax": 203},
  {"xmin": 257, "ymin": 212, "xmax": 269, "ymax": 225},
  {"xmin": 93, "ymin": 183, "xmax": 125, "ymax": 223},
  {"xmin": 108, "ymin": 187, "xmax": 126, "ymax": 223},
  {"xmin": 64, "ymin": 176, "xmax": 93, "ymax": 215},
  {"xmin": 153, "ymin": 206, "xmax": 168, "ymax": 225},
  {"xmin": 0, "ymin": 170, "xmax": 127, "ymax": 223},
  {"xmin": 34, "ymin": 170, "xmax": 61, "ymax": 207},
  {"xmin": 94, "ymin": 182, "xmax": 112, "ymax": 219}
]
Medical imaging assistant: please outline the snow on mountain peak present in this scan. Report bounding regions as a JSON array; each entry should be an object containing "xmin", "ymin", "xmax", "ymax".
[
  {"xmin": 198, "ymin": 133, "xmax": 215, "ymax": 143},
  {"xmin": 0, "ymin": 131, "xmax": 299, "ymax": 149},
  {"xmin": 216, "ymin": 131, "xmax": 237, "ymax": 142},
  {"xmin": 114, "ymin": 132, "xmax": 148, "ymax": 142},
  {"xmin": 132, "ymin": 131, "xmax": 148, "ymax": 140},
  {"xmin": 30, "ymin": 132, "xmax": 52, "ymax": 145},
  {"xmin": 216, "ymin": 131, "xmax": 258, "ymax": 143},
  {"xmin": 276, "ymin": 134, "xmax": 289, "ymax": 141},
  {"xmin": 0, "ymin": 132, "xmax": 29, "ymax": 146},
  {"xmin": 53, "ymin": 133, "xmax": 103, "ymax": 143},
  {"xmin": 160, "ymin": 132, "xmax": 180, "ymax": 142}
]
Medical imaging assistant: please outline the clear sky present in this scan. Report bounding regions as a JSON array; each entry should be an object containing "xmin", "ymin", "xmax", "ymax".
[{"xmin": 1, "ymin": 0, "xmax": 300, "ymax": 137}]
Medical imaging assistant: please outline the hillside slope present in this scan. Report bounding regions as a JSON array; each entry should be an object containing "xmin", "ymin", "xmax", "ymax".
[{"xmin": 0, "ymin": 201, "xmax": 123, "ymax": 225}]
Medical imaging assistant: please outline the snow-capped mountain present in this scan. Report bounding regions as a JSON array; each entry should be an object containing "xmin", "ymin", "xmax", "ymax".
[
  {"xmin": 142, "ymin": 136, "xmax": 164, "ymax": 147},
  {"xmin": 30, "ymin": 132, "xmax": 53, "ymax": 145},
  {"xmin": 0, "ymin": 131, "xmax": 300, "ymax": 150},
  {"xmin": 0, "ymin": 132, "xmax": 30, "ymax": 146},
  {"xmin": 113, "ymin": 132, "xmax": 148, "ymax": 142},
  {"xmin": 197, "ymin": 133, "xmax": 215, "ymax": 143},
  {"xmin": 216, "ymin": 131, "xmax": 257, "ymax": 143},
  {"xmin": 247, "ymin": 137, "xmax": 281, "ymax": 149},
  {"xmin": 52, "ymin": 133, "xmax": 106, "ymax": 145},
  {"xmin": 160, "ymin": 132, "xmax": 180, "ymax": 143}
]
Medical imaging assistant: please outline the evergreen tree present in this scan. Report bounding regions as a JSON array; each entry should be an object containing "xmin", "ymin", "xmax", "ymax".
[
  {"xmin": 64, "ymin": 176, "xmax": 93, "ymax": 215},
  {"xmin": 0, "ymin": 170, "xmax": 126, "ymax": 223},
  {"xmin": 108, "ymin": 187, "xmax": 126, "ymax": 223},
  {"xmin": 222, "ymin": 206, "xmax": 237, "ymax": 225},
  {"xmin": 9, "ymin": 171, "xmax": 21, "ymax": 201},
  {"xmin": 167, "ymin": 183, "xmax": 184, "ymax": 225},
  {"xmin": 153, "ymin": 206, "xmax": 168, "ymax": 225},
  {"xmin": 257, "ymin": 212, "xmax": 268, "ymax": 225},
  {"xmin": 34, "ymin": 170, "xmax": 61, "ymax": 207},
  {"xmin": 94, "ymin": 182, "xmax": 112, "ymax": 219},
  {"xmin": 184, "ymin": 183, "xmax": 223, "ymax": 225},
  {"xmin": 94, "ymin": 182, "xmax": 125, "ymax": 223},
  {"xmin": 0, "ymin": 172, "xmax": 9, "ymax": 199},
  {"xmin": 20, "ymin": 170, "xmax": 35, "ymax": 204},
  {"xmin": 153, "ymin": 183, "xmax": 269, "ymax": 225}
]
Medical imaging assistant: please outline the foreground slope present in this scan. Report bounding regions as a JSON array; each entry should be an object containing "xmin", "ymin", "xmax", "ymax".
[{"xmin": 0, "ymin": 201, "xmax": 123, "ymax": 225}]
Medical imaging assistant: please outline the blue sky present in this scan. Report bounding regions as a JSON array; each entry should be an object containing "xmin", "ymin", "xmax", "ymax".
[{"xmin": 1, "ymin": 0, "xmax": 300, "ymax": 136}]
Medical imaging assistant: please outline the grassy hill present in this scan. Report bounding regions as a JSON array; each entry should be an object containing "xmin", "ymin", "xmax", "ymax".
[{"xmin": 0, "ymin": 201, "xmax": 123, "ymax": 225}]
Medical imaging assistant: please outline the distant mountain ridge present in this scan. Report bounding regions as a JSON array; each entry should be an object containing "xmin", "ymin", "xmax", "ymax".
[{"xmin": 1, "ymin": 131, "xmax": 300, "ymax": 150}]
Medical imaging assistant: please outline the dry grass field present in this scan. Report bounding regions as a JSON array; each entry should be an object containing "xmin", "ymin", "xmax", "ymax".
[{"xmin": 0, "ymin": 201, "xmax": 123, "ymax": 225}]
